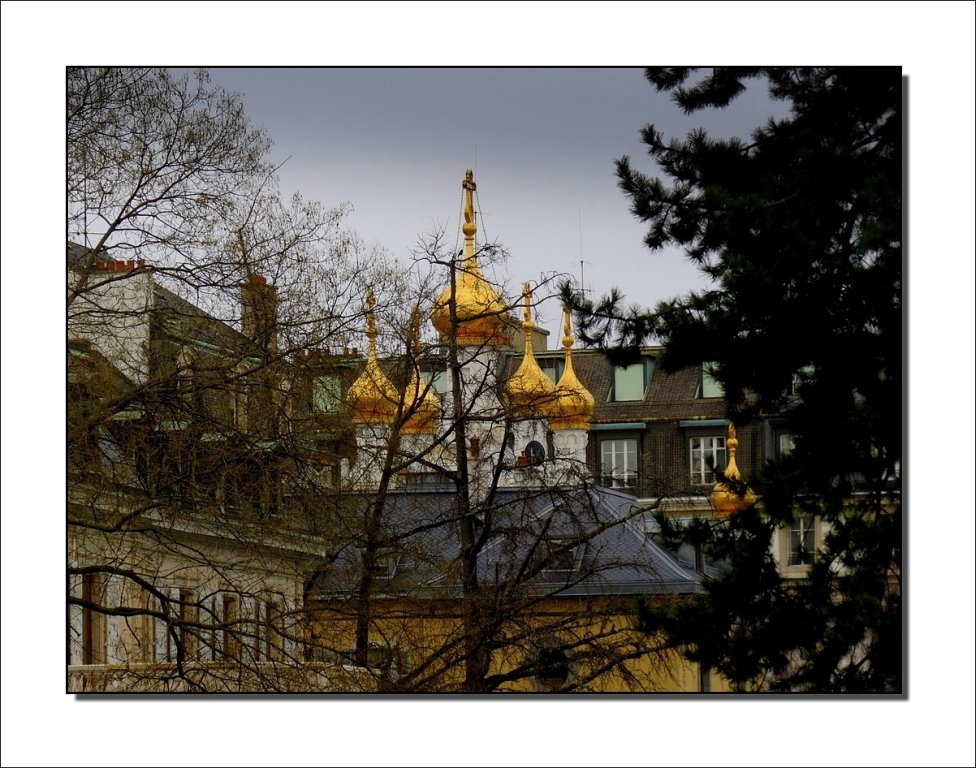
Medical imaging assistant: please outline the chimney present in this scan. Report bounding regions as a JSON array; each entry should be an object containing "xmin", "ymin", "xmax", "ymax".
[{"xmin": 241, "ymin": 274, "xmax": 278, "ymax": 357}]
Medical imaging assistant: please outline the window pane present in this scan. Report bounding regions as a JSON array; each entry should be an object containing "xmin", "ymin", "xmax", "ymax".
[
  {"xmin": 421, "ymin": 369, "xmax": 449, "ymax": 394},
  {"xmin": 313, "ymin": 375, "xmax": 342, "ymax": 413},
  {"xmin": 701, "ymin": 364, "xmax": 724, "ymax": 398},
  {"xmin": 601, "ymin": 438, "xmax": 638, "ymax": 488},
  {"xmin": 613, "ymin": 364, "xmax": 645, "ymax": 401}
]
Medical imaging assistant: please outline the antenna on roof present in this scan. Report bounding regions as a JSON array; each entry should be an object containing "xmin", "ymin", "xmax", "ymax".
[{"xmin": 578, "ymin": 209, "xmax": 592, "ymax": 299}]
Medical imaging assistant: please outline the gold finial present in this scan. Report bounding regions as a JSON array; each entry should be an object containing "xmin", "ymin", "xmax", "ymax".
[
  {"xmin": 462, "ymin": 169, "xmax": 477, "ymax": 241},
  {"xmin": 710, "ymin": 421, "xmax": 756, "ymax": 516},
  {"xmin": 430, "ymin": 171, "xmax": 510, "ymax": 345},
  {"xmin": 726, "ymin": 423, "xmax": 740, "ymax": 477},
  {"xmin": 504, "ymin": 282, "xmax": 555, "ymax": 415},
  {"xmin": 347, "ymin": 288, "xmax": 399, "ymax": 424},
  {"xmin": 403, "ymin": 304, "xmax": 440, "ymax": 435},
  {"xmin": 562, "ymin": 306, "xmax": 574, "ymax": 350},
  {"xmin": 550, "ymin": 305, "xmax": 595, "ymax": 430}
]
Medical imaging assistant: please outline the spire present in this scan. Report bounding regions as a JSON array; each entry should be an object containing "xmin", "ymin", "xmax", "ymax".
[
  {"xmin": 431, "ymin": 170, "xmax": 509, "ymax": 345},
  {"xmin": 402, "ymin": 305, "xmax": 440, "ymax": 435},
  {"xmin": 347, "ymin": 289, "xmax": 399, "ymax": 425},
  {"xmin": 550, "ymin": 306, "xmax": 595, "ymax": 430},
  {"xmin": 504, "ymin": 283, "xmax": 556, "ymax": 416},
  {"xmin": 710, "ymin": 422, "xmax": 757, "ymax": 516}
]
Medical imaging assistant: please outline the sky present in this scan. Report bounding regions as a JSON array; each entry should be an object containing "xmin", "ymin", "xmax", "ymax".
[{"xmin": 205, "ymin": 67, "xmax": 788, "ymax": 339}]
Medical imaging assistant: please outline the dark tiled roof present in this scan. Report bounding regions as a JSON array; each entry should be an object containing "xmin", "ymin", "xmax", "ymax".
[
  {"xmin": 152, "ymin": 284, "xmax": 254, "ymax": 353},
  {"xmin": 512, "ymin": 348, "xmax": 727, "ymax": 424}
]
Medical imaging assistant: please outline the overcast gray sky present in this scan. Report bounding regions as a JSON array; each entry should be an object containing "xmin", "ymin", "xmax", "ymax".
[{"xmin": 206, "ymin": 67, "xmax": 786, "ymax": 338}]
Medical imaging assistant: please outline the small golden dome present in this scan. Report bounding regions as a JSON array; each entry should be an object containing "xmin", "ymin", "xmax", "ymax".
[
  {"xmin": 504, "ymin": 283, "xmax": 556, "ymax": 417},
  {"xmin": 402, "ymin": 306, "xmax": 441, "ymax": 435},
  {"xmin": 550, "ymin": 307, "xmax": 595, "ymax": 430},
  {"xmin": 347, "ymin": 289, "xmax": 399, "ymax": 425},
  {"xmin": 431, "ymin": 171, "xmax": 510, "ymax": 346},
  {"xmin": 711, "ymin": 422, "xmax": 757, "ymax": 516}
]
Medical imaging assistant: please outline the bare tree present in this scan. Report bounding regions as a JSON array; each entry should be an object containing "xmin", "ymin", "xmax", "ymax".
[
  {"xmin": 67, "ymin": 72, "xmax": 700, "ymax": 692},
  {"xmin": 67, "ymin": 67, "xmax": 398, "ymax": 692}
]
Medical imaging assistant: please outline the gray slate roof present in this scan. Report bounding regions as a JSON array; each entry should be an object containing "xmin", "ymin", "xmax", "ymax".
[{"xmin": 308, "ymin": 485, "xmax": 702, "ymax": 600}]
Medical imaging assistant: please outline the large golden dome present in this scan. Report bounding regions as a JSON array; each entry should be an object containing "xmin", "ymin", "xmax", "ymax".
[
  {"xmin": 504, "ymin": 283, "xmax": 556, "ymax": 417},
  {"xmin": 549, "ymin": 307, "xmax": 595, "ymax": 430},
  {"xmin": 402, "ymin": 306, "xmax": 440, "ymax": 435},
  {"xmin": 347, "ymin": 289, "xmax": 400, "ymax": 425},
  {"xmin": 431, "ymin": 171, "xmax": 510, "ymax": 346}
]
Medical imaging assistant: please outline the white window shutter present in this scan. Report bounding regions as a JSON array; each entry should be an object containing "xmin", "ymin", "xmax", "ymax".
[
  {"xmin": 199, "ymin": 594, "xmax": 214, "ymax": 663},
  {"xmin": 153, "ymin": 586, "xmax": 180, "ymax": 662},
  {"xmin": 105, "ymin": 574, "xmax": 121, "ymax": 664},
  {"xmin": 153, "ymin": 590, "xmax": 167, "ymax": 663},
  {"xmin": 213, "ymin": 592, "xmax": 224, "ymax": 659},
  {"xmin": 241, "ymin": 595, "xmax": 256, "ymax": 664},
  {"xmin": 283, "ymin": 597, "xmax": 296, "ymax": 661}
]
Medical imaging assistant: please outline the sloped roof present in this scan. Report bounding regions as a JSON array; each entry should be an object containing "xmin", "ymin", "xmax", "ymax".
[
  {"xmin": 152, "ymin": 284, "xmax": 253, "ymax": 354},
  {"xmin": 504, "ymin": 348, "xmax": 727, "ymax": 424},
  {"xmin": 68, "ymin": 241, "xmax": 255, "ymax": 355},
  {"xmin": 307, "ymin": 485, "xmax": 702, "ymax": 601}
]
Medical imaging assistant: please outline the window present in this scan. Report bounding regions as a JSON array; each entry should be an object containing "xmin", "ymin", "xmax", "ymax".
[
  {"xmin": 260, "ymin": 599, "xmax": 283, "ymax": 662},
  {"xmin": 421, "ymin": 369, "xmax": 449, "ymax": 393},
  {"xmin": 153, "ymin": 586, "xmax": 182, "ymax": 663},
  {"xmin": 360, "ymin": 547, "xmax": 401, "ymax": 580},
  {"xmin": 530, "ymin": 637, "xmax": 576, "ymax": 691},
  {"xmin": 779, "ymin": 433, "xmax": 796, "ymax": 457},
  {"xmin": 610, "ymin": 358, "xmax": 653, "ymax": 402},
  {"xmin": 601, "ymin": 438, "xmax": 638, "ymax": 488},
  {"xmin": 81, "ymin": 574, "xmax": 106, "ymax": 664},
  {"xmin": 540, "ymin": 358, "xmax": 564, "ymax": 386},
  {"xmin": 544, "ymin": 539, "xmax": 582, "ymax": 571},
  {"xmin": 178, "ymin": 589, "xmax": 197, "ymax": 659},
  {"xmin": 222, "ymin": 595, "xmax": 239, "ymax": 660},
  {"xmin": 699, "ymin": 664, "xmax": 712, "ymax": 693},
  {"xmin": 700, "ymin": 363, "xmax": 724, "ymax": 399},
  {"xmin": 791, "ymin": 364, "xmax": 814, "ymax": 396},
  {"xmin": 690, "ymin": 436, "xmax": 726, "ymax": 484},
  {"xmin": 313, "ymin": 375, "xmax": 342, "ymax": 413},
  {"xmin": 421, "ymin": 369, "xmax": 449, "ymax": 417},
  {"xmin": 788, "ymin": 516, "xmax": 817, "ymax": 566}
]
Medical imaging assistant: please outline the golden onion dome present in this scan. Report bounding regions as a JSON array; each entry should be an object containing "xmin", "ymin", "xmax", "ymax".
[
  {"xmin": 431, "ymin": 170, "xmax": 510, "ymax": 346},
  {"xmin": 504, "ymin": 283, "xmax": 556, "ymax": 417},
  {"xmin": 550, "ymin": 307, "xmax": 595, "ymax": 430},
  {"xmin": 347, "ymin": 289, "xmax": 399, "ymax": 425},
  {"xmin": 402, "ymin": 306, "xmax": 441, "ymax": 435},
  {"xmin": 711, "ymin": 422, "xmax": 757, "ymax": 516}
]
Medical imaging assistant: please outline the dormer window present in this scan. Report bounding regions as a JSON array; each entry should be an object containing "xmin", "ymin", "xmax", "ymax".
[
  {"xmin": 540, "ymin": 358, "xmax": 565, "ymax": 386},
  {"xmin": 610, "ymin": 357, "xmax": 653, "ymax": 402},
  {"xmin": 545, "ymin": 539, "xmax": 582, "ymax": 571},
  {"xmin": 313, "ymin": 375, "xmax": 342, "ymax": 413},
  {"xmin": 699, "ymin": 362, "xmax": 724, "ymax": 399}
]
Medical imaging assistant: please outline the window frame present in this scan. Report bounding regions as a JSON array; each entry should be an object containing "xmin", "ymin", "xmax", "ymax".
[
  {"xmin": 787, "ymin": 515, "xmax": 818, "ymax": 567},
  {"xmin": 312, "ymin": 374, "xmax": 343, "ymax": 414},
  {"xmin": 609, "ymin": 357, "xmax": 654, "ymax": 403},
  {"xmin": 689, "ymin": 435, "xmax": 727, "ymax": 485},
  {"xmin": 600, "ymin": 437, "xmax": 639, "ymax": 489},
  {"xmin": 778, "ymin": 515, "xmax": 823, "ymax": 575}
]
